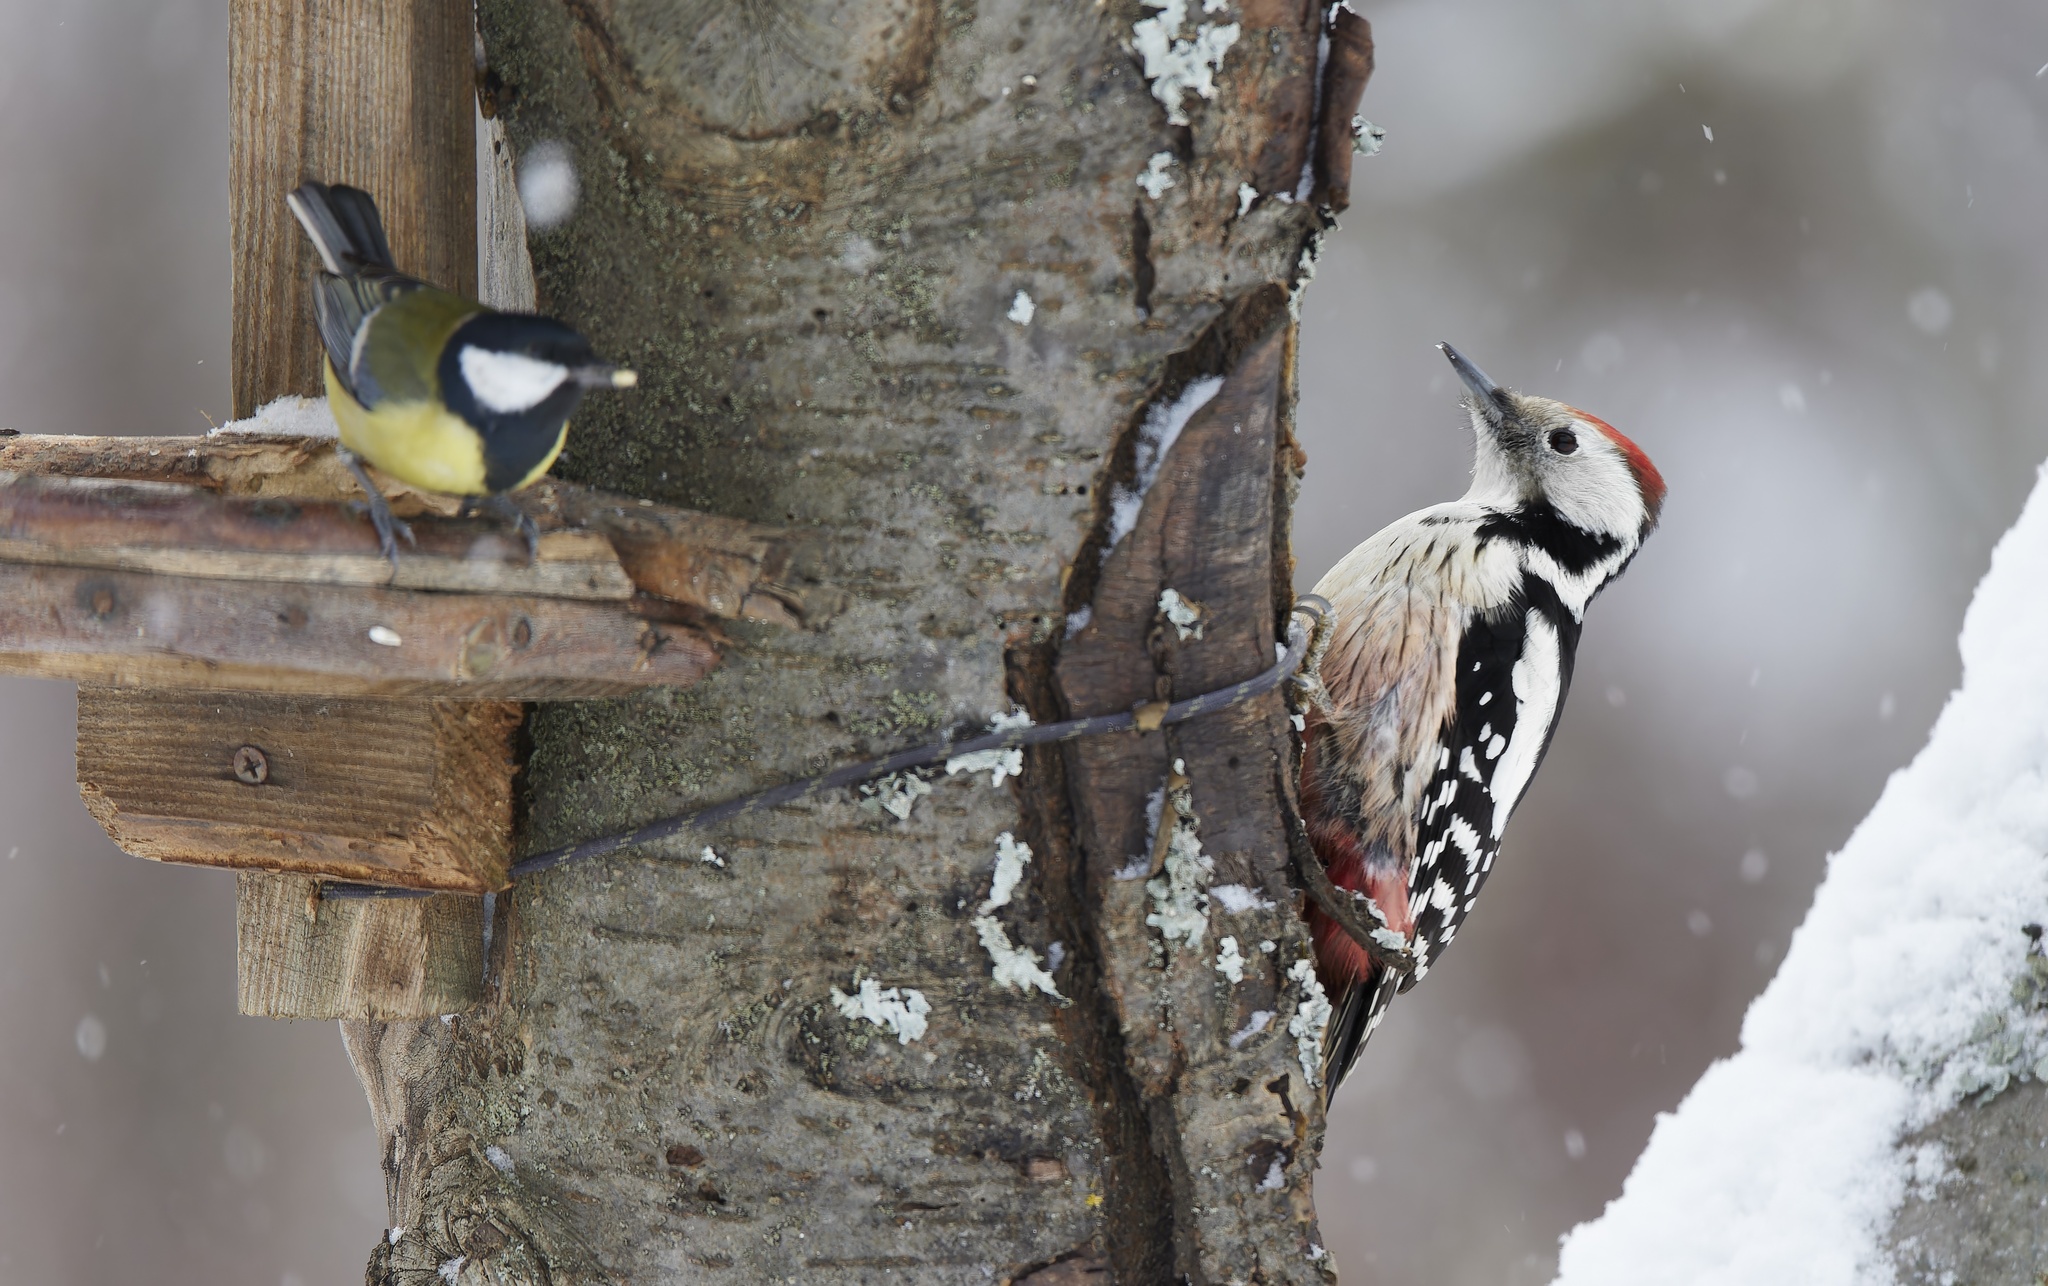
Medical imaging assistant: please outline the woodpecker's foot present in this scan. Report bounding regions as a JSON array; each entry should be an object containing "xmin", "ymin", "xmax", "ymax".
[
  {"xmin": 339, "ymin": 450, "xmax": 413, "ymax": 576},
  {"xmin": 483, "ymin": 493, "xmax": 541, "ymax": 564},
  {"xmin": 1289, "ymin": 825, "xmax": 1417, "ymax": 976}
]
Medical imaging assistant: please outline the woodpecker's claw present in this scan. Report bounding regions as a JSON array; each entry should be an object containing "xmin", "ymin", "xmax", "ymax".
[
  {"xmin": 1287, "ymin": 813, "xmax": 1417, "ymax": 977},
  {"xmin": 340, "ymin": 450, "xmax": 414, "ymax": 577}
]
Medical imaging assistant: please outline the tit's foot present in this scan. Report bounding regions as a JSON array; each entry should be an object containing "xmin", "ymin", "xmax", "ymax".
[
  {"xmin": 339, "ymin": 450, "xmax": 414, "ymax": 576},
  {"xmin": 482, "ymin": 493, "xmax": 541, "ymax": 564}
]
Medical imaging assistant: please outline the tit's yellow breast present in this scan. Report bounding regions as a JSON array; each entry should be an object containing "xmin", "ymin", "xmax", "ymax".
[
  {"xmin": 325, "ymin": 361, "xmax": 490, "ymax": 496},
  {"xmin": 324, "ymin": 361, "xmax": 568, "ymax": 497}
]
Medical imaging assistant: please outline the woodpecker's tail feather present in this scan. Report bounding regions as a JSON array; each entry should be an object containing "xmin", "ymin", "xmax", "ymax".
[
  {"xmin": 286, "ymin": 181, "xmax": 396, "ymax": 275},
  {"xmin": 1321, "ymin": 970, "xmax": 1399, "ymax": 1101}
]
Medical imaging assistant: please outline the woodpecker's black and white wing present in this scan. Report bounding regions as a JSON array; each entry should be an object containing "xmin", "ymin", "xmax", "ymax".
[
  {"xmin": 1404, "ymin": 590, "xmax": 1581, "ymax": 981},
  {"xmin": 1320, "ymin": 584, "xmax": 1583, "ymax": 1091}
]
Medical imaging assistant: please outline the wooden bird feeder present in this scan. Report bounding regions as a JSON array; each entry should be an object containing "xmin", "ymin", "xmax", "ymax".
[{"xmin": 0, "ymin": 0, "xmax": 827, "ymax": 1020}]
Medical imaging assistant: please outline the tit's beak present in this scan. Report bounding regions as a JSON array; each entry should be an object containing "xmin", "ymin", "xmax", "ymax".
[
  {"xmin": 573, "ymin": 364, "xmax": 637, "ymax": 390},
  {"xmin": 1439, "ymin": 342, "xmax": 1514, "ymax": 425}
]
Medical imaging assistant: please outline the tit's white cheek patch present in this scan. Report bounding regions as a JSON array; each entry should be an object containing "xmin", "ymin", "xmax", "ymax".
[{"xmin": 460, "ymin": 346, "xmax": 569, "ymax": 413}]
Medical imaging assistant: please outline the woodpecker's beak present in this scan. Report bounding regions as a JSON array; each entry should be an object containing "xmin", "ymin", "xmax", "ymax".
[
  {"xmin": 1439, "ymin": 342, "xmax": 1515, "ymax": 425},
  {"xmin": 573, "ymin": 365, "xmax": 638, "ymax": 390}
]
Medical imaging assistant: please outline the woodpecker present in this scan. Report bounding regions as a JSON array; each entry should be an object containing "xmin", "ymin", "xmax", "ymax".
[{"xmin": 1302, "ymin": 343, "xmax": 1664, "ymax": 1096}]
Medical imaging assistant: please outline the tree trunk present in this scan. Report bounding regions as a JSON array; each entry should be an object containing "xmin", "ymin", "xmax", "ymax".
[
  {"xmin": 1886, "ymin": 1076, "xmax": 2048, "ymax": 1283},
  {"xmin": 354, "ymin": 3, "xmax": 1351, "ymax": 1280}
]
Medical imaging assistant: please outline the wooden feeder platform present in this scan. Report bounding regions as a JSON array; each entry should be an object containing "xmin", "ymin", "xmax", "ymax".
[
  {"xmin": 0, "ymin": 431, "xmax": 817, "ymax": 696},
  {"xmin": 0, "ymin": 430, "xmax": 828, "ymax": 1019}
]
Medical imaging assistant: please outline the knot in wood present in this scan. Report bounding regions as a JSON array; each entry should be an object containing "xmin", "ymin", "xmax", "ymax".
[
  {"xmin": 77, "ymin": 579, "xmax": 118, "ymax": 619},
  {"xmin": 231, "ymin": 744, "xmax": 270, "ymax": 785}
]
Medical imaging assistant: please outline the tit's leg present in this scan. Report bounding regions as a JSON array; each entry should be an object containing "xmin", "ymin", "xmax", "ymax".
[
  {"xmin": 338, "ymin": 448, "xmax": 414, "ymax": 574},
  {"xmin": 481, "ymin": 493, "xmax": 541, "ymax": 564}
]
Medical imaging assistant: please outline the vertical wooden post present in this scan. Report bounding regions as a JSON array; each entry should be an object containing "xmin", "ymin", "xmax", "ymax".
[
  {"xmin": 228, "ymin": 0, "xmax": 477, "ymax": 417},
  {"xmin": 217, "ymin": 0, "xmax": 491, "ymax": 1018}
]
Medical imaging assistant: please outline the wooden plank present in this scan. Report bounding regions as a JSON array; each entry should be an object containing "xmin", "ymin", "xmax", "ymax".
[
  {"xmin": 0, "ymin": 561, "xmax": 717, "ymax": 698},
  {"xmin": 79, "ymin": 689, "xmax": 519, "ymax": 892},
  {"xmin": 220, "ymin": 0, "xmax": 485, "ymax": 1013},
  {"xmin": 0, "ymin": 431, "xmax": 404, "ymax": 503},
  {"xmin": 531, "ymin": 480, "xmax": 829, "ymax": 627},
  {"xmin": 0, "ymin": 434, "xmax": 839, "ymax": 626},
  {"xmin": 0, "ymin": 472, "xmax": 635, "ymax": 600},
  {"xmin": 237, "ymin": 873, "xmax": 485, "ymax": 1018},
  {"xmin": 229, "ymin": 0, "xmax": 475, "ymax": 418}
]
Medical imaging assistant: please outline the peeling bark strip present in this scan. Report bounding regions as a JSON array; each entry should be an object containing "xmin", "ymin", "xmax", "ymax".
[
  {"xmin": 353, "ymin": 1, "xmax": 1343, "ymax": 1280},
  {"xmin": 1311, "ymin": 8, "xmax": 1376, "ymax": 213},
  {"xmin": 1054, "ymin": 324, "xmax": 1323, "ymax": 1278}
]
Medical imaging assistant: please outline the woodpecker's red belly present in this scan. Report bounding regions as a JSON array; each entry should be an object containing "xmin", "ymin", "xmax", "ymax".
[{"xmin": 1300, "ymin": 732, "xmax": 1414, "ymax": 988}]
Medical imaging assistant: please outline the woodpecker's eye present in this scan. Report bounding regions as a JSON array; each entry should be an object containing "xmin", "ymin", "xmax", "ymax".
[{"xmin": 1548, "ymin": 429, "xmax": 1579, "ymax": 455}]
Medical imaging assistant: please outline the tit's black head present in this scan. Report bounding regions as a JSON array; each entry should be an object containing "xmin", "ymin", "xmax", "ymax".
[{"xmin": 439, "ymin": 312, "xmax": 615, "ymax": 492}]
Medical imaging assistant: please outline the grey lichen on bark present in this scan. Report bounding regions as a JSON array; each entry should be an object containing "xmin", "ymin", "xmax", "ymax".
[
  {"xmin": 1887, "ymin": 1079, "xmax": 2048, "ymax": 1286},
  {"xmin": 358, "ymin": 1, "xmax": 1351, "ymax": 1280},
  {"xmin": 1886, "ymin": 945, "xmax": 2048, "ymax": 1286}
]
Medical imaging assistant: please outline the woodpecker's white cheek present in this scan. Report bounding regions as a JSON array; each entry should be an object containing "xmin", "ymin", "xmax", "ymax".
[
  {"xmin": 1541, "ymin": 432, "xmax": 1643, "ymax": 541},
  {"xmin": 1490, "ymin": 610, "xmax": 1562, "ymax": 838},
  {"xmin": 460, "ymin": 346, "xmax": 570, "ymax": 413}
]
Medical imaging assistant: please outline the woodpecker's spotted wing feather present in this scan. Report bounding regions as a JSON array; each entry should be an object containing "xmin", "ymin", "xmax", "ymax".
[{"xmin": 1404, "ymin": 594, "xmax": 1579, "ymax": 980}]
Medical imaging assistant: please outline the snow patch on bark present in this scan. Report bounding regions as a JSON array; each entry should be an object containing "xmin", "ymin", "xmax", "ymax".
[
  {"xmin": 979, "ymin": 832, "xmax": 1033, "ymax": 914},
  {"xmin": 1136, "ymin": 151, "xmax": 1177, "ymax": 199},
  {"xmin": 211, "ymin": 394, "xmax": 335, "ymax": 438},
  {"xmin": 1229, "ymin": 1009, "xmax": 1275, "ymax": 1049},
  {"xmin": 974, "ymin": 917, "xmax": 1063, "ymax": 999},
  {"xmin": 1215, "ymin": 935, "xmax": 1246, "ymax": 984},
  {"xmin": 1555, "ymin": 460, "xmax": 2048, "ymax": 1286},
  {"xmin": 830, "ymin": 977, "xmax": 932, "ymax": 1045},
  {"xmin": 1107, "ymin": 376, "xmax": 1224, "ymax": 554},
  {"xmin": 1131, "ymin": 1, "xmax": 1242, "ymax": 126},
  {"xmin": 1159, "ymin": 587, "xmax": 1205, "ymax": 640},
  {"xmin": 1212, "ymin": 883, "xmax": 1276, "ymax": 913},
  {"xmin": 971, "ymin": 832, "xmax": 1063, "ymax": 999}
]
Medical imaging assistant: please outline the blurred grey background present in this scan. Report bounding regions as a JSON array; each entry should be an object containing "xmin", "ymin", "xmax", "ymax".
[{"xmin": 0, "ymin": 0, "xmax": 2043, "ymax": 1282}]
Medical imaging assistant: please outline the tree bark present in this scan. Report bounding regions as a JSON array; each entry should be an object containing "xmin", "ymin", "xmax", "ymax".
[
  {"xmin": 355, "ymin": 3, "xmax": 1348, "ymax": 1280},
  {"xmin": 1886, "ymin": 1069, "xmax": 2048, "ymax": 1283}
]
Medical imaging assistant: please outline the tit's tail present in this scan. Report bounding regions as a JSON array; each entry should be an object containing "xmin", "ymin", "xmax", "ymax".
[
  {"xmin": 286, "ymin": 181, "xmax": 419, "ymax": 404},
  {"xmin": 286, "ymin": 180, "xmax": 396, "ymax": 276}
]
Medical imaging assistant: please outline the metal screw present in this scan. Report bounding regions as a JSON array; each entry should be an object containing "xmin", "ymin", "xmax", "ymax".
[{"xmin": 232, "ymin": 745, "xmax": 269, "ymax": 785}]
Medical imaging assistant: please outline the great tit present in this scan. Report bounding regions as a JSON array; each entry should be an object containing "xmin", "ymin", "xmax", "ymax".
[{"xmin": 285, "ymin": 180, "xmax": 635, "ymax": 564}]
